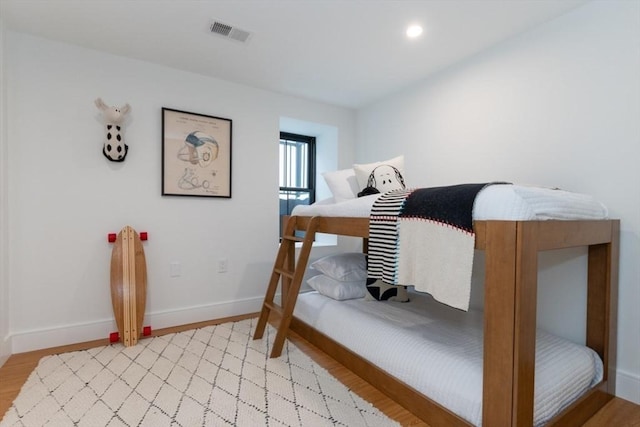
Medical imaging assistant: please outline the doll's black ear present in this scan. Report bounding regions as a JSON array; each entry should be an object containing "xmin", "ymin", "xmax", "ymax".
[{"xmin": 357, "ymin": 186, "xmax": 380, "ymax": 197}]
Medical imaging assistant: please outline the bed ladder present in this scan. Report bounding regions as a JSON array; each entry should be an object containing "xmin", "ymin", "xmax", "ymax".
[{"xmin": 253, "ymin": 216, "xmax": 319, "ymax": 358}]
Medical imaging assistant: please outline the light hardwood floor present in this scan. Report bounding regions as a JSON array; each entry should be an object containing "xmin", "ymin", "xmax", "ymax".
[{"xmin": 1, "ymin": 314, "xmax": 639, "ymax": 426}]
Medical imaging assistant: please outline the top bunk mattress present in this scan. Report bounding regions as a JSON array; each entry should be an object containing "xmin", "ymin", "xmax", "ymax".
[
  {"xmin": 291, "ymin": 184, "xmax": 608, "ymax": 220},
  {"xmin": 293, "ymin": 289, "xmax": 603, "ymax": 427}
]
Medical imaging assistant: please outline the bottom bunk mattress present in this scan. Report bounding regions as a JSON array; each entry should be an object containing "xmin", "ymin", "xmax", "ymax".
[{"xmin": 293, "ymin": 289, "xmax": 603, "ymax": 427}]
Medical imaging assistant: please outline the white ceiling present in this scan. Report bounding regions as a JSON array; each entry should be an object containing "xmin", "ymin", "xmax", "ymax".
[{"xmin": 1, "ymin": 0, "xmax": 588, "ymax": 108}]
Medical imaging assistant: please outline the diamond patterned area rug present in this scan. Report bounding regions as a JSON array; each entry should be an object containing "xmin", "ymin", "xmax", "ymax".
[{"xmin": 1, "ymin": 318, "xmax": 399, "ymax": 426}]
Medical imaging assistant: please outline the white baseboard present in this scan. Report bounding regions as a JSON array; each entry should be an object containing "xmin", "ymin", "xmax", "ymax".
[
  {"xmin": 9, "ymin": 297, "xmax": 263, "ymax": 354},
  {"xmin": 617, "ymin": 369, "xmax": 640, "ymax": 404}
]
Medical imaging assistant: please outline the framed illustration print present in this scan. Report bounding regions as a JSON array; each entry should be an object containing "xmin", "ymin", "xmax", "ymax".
[{"xmin": 162, "ymin": 108, "xmax": 232, "ymax": 198}]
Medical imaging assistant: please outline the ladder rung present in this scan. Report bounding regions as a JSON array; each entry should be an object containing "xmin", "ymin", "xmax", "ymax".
[
  {"xmin": 274, "ymin": 268, "xmax": 294, "ymax": 279},
  {"xmin": 282, "ymin": 234, "xmax": 305, "ymax": 243},
  {"xmin": 264, "ymin": 301, "xmax": 283, "ymax": 317}
]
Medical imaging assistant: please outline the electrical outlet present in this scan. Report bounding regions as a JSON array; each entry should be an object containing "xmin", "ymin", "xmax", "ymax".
[
  {"xmin": 170, "ymin": 262, "xmax": 181, "ymax": 277},
  {"xmin": 218, "ymin": 258, "xmax": 228, "ymax": 273}
]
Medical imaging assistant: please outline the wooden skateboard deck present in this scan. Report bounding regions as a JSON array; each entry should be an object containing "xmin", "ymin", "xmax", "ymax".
[{"xmin": 110, "ymin": 226, "xmax": 147, "ymax": 346}]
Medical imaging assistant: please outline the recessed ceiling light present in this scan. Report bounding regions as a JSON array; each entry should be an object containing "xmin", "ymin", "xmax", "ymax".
[{"xmin": 406, "ymin": 24, "xmax": 423, "ymax": 39}]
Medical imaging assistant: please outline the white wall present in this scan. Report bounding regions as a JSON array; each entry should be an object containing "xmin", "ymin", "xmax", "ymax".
[
  {"xmin": 4, "ymin": 32, "xmax": 356, "ymax": 353},
  {"xmin": 0, "ymin": 17, "xmax": 10, "ymax": 366},
  {"xmin": 357, "ymin": 1, "xmax": 639, "ymax": 403}
]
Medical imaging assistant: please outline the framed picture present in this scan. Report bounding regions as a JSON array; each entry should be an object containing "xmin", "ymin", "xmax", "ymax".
[{"xmin": 162, "ymin": 108, "xmax": 232, "ymax": 198}]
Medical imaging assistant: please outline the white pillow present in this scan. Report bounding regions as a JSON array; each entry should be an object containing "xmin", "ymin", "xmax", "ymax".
[
  {"xmin": 322, "ymin": 168, "xmax": 360, "ymax": 202},
  {"xmin": 353, "ymin": 155, "xmax": 406, "ymax": 194},
  {"xmin": 310, "ymin": 252, "xmax": 367, "ymax": 282},
  {"xmin": 307, "ymin": 274, "xmax": 366, "ymax": 301}
]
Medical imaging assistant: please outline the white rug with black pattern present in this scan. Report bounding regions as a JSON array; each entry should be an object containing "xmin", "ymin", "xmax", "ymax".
[{"xmin": 1, "ymin": 318, "xmax": 398, "ymax": 427}]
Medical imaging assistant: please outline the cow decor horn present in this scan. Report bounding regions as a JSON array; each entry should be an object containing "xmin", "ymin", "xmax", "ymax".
[{"xmin": 95, "ymin": 98, "xmax": 131, "ymax": 162}]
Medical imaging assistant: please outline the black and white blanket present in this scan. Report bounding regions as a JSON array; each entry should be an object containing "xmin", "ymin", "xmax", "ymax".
[{"xmin": 367, "ymin": 183, "xmax": 495, "ymax": 311}]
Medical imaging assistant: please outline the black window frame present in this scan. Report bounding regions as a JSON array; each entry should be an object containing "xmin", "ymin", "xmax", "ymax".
[{"xmin": 279, "ymin": 132, "xmax": 316, "ymax": 233}]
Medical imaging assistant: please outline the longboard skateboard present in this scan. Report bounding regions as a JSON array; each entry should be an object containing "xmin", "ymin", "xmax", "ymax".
[{"xmin": 109, "ymin": 226, "xmax": 147, "ymax": 346}]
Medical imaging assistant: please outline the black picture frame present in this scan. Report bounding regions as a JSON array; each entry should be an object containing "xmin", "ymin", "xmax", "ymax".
[{"xmin": 161, "ymin": 108, "xmax": 232, "ymax": 198}]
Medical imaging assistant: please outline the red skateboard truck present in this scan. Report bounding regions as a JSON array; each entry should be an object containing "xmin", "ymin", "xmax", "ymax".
[
  {"xmin": 108, "ymin": 231, "xmax": 148, "ymax": 242},
  {"xmin": 109, "ymin": 325, "xmax": 152, "ymax": 343}
]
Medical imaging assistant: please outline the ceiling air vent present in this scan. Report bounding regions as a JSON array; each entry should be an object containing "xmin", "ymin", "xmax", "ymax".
[{"xmin": 209, "ymin": 20, "xmax": 252, "ymax": 43}]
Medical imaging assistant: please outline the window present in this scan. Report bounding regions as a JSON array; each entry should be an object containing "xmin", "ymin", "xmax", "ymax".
[{"xmin": 279, "ymin": 132, "xmax": 315, "ymax": 233}]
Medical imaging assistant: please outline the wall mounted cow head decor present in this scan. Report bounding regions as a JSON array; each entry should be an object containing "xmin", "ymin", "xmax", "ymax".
[{"xmin": 95, "ymin": 98, "xmax": 131, "ymax": 162}]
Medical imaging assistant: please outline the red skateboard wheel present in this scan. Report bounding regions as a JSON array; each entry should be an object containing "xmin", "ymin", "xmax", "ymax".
[
  {"xmin": 109, "ymin": 332, "xmax": 120, "ymax": 343},
  {"xmin": 140, "ymin": 232, "xmax": 148, "ymax": 241},
  {"xmin": 108, "ymin": 233, "xmax": 117, "ymax": 243},
  {"xmin": 143, "ymin": 326, "xmax": 152, "ymax": 336}
]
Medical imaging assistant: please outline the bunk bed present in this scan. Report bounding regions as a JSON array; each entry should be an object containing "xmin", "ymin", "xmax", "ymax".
[{"xmin": 255, "ymin": 183, "xmax": 619, "ymax": 427}]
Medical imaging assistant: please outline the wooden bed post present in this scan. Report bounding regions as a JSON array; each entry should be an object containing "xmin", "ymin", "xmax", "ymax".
[
  {"xmin": 483, "ymin": 221, "xmax": 538, "ymax": 426},
  {"xmin": 545, "ymin": 220, "xmax": 618, "ymax": 426},
  {"xmin": 587, "ymin": 220, "xmax": 619, "ymax": 394}
]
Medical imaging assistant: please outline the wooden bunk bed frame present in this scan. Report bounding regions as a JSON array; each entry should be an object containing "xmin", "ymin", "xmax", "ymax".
[{"xmin": 276, "ymin": 216, "xmax": 619, "ymax": 427}]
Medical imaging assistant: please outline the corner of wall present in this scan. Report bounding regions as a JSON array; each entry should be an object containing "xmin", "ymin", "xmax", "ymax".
[
  {"xmin": 0, "ymin": 17, "xmax": 11, "ymax": 363},
  {"xmin": 0, "ymin": 337, "xmax": 9, "ymax": 368}
]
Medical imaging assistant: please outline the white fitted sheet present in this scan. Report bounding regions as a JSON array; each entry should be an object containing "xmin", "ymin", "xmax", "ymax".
[
  {"xmin": 291, "ymin": 184, "xmax": 608, "ymax": 220},
  {"xmin": 293, "ymin": 290, "xmax": 603, "ymax": 427}
]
